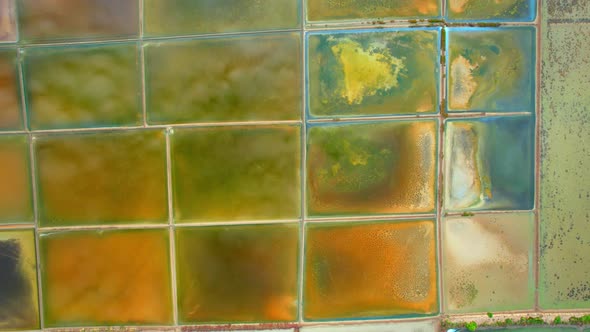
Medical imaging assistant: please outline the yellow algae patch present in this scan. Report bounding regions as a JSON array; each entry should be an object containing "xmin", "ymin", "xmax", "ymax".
[
  {"xmin": 449, "ymin": 0, "xmax": 469, "ymax": 13},
  {"xmin": 415, "ymin": 0, "xmax": 439, "ymax": 15},
  {"xmin": 342, "ymin": 139, "xmax": 369, "ymax": 166},
  {"xmin": 449, "ymin": 0, "xmax": 510, "ymax": 13},
  {"xmin": 450, "ymin": 55, "xmax": 478, "ymax": 109},
  {"xmin": 331, "ymin": 39, "xmax": 403, "ymax": 104}
]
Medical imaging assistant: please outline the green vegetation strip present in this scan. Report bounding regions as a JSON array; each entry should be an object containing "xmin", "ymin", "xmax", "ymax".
[{"xmin": 441, "ymin": 314, "xmax": 590, "ymax": 331}]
